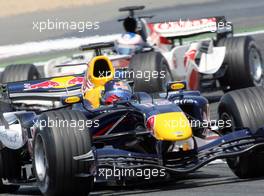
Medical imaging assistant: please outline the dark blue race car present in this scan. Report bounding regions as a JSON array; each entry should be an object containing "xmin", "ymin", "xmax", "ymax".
[{"xmin": 0, "ymin": 50, "xmax": 264, "ymax": 196}]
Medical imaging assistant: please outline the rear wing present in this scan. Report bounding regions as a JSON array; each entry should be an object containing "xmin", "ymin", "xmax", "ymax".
[
  {"xmin": 147, "ymin": 16, "xmax": 232, "ymax": 39},
  {"xmin": 0, "ymin": 75, "xmax": 84, "ymax": 101},
  {"xmin": 80, "ymin": 42, "xmax": 115, "ymax": 56}
]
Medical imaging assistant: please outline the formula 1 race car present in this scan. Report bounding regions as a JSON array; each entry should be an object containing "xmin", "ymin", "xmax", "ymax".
[
  {"xmin": 1, "ymin": 6, "xmax": 263, "ymax": 93},
  {"xmin": 1, "ymin": 53, "xmax": 264, "ymax": 195},
  {"xmin": 113, "ymin": 6, "xmax": 264, "ymax": 92}
]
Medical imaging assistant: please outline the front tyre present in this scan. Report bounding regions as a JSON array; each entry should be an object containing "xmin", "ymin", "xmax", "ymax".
[
  {"xmin": 218, "ymin": 87, "xmax": 264, "ymax": 178},
  {"xmin": 33, "ymin": 110, "xmax": 94, "ymax": 196}
]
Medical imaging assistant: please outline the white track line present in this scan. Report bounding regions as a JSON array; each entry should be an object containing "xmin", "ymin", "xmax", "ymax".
[
  {"xmin": 0, "ymin": 34, "xmax": 120, "ymax": 60},
  {"xmin": 0, "ymin": 29, "xmax": 263, "ymax": 64},
  {"xmin": 235, "ymin": 29, "xmax": 264, "ymax": 37}
]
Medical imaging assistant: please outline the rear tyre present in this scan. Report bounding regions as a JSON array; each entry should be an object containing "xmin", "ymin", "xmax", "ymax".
[
  {"xmin": 1, "ymin": 64, "xmax": 40, "ymax": 83},
  {"xmin": 33, "ymin": 110, "xmax": 94, "ymax": 196},
  {"xmin": 217, "ymin": 36, "xmax": 263, "ymax": 91},
  {"xmin": 129, "ymin": 52, "xmax": 173, "ymax": 93},
  {"xmin": 218, "ymin": 86, "xmax": 264, "ymax": 178}
]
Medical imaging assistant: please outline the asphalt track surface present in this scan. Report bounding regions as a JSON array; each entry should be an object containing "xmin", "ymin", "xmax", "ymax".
[
  {"xmin": 1, "ymin": 0, "xmax": 264, "ymax": 196},
  {"xmin": 2, "ymin": 163, "xmax": 264, "ymax": 196}
]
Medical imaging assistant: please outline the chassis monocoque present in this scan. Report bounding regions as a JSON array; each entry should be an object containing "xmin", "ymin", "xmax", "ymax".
[{"xmin": 1, "ymin": 55, "xmax": 264, "ymax": 195}]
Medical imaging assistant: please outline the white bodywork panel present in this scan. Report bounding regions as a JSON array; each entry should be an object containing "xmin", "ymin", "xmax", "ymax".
[
  {"xmin": 41, "ymin": 51, "xmax": 131, "ymax": 77},
  {"xmin": 43, "ymin": 52, "xmax": 93, "ymax": 77},
  {"xmin": 0, "ymin": 112, "xmax": 27, "ymax": 150},
  {"xmin": 186, "ymin": 42, "xmax": 226, "ymax": 74},
  {"xmin": 161, "ymin": 40, "xmax": 226, "ymax": 89}
]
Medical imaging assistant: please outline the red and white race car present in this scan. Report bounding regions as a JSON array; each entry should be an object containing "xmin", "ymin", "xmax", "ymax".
[
  {"xmin": 108, "ymin": 6, "xmax": 262, "ymax": 93},
  {"xmin": 133, "ymin": 6, "xmax": 263, "ymax": 92}
]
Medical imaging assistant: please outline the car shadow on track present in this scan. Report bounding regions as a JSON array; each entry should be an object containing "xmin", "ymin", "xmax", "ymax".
[
  {"xmin": 12, "ymin": 187, "xmax": 41, "ymax": 195},
  {"xmin": 6, "ymin": 171, "xmax": 264, "ymax": 196},
  {"xmin": 90, "ymin": 170, "xmax": 264, "ymax": 196}
]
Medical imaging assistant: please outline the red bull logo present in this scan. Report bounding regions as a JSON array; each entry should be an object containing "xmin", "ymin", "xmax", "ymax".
[
  {"xmin": 68, "ymin": 76, "xmax": 84, "ymax": 85},
  {"xmin": 24, "ymin": 76, "xmax": 84, "ymax": 90},
  {"xmin": 24, "ymin": 81, "xmax": 60, "ymax": 90}
]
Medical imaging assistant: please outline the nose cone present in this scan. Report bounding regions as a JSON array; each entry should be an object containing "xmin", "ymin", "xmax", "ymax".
[
  {"xmin": 88, "ymin": 56, "xmax": 114, "ymax": 87},
  {"xmin": 152, "ymin": 112, "xmax": 192, "ymax": 141}
]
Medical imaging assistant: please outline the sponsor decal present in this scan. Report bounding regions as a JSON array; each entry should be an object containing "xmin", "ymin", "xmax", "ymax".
[
  {"xmin": 174, "ymin": 98, "xmax": 197, "ymax": 104},
  {"xmin": 154, "ymin": 100, "xmax": 171, "ymax": 105},
  {"xmin": 184, "ymin": 49, "xmax": 197, "ymax": 67},
  {"xmin": 151, "ymin": 18, "xmax": 217, "ymax": 37},
  {"xmin": 170, "ymin": 83, "xmax": 185, "ymax": 90},
  {"xmin": 24, "ymin": 76, "xmax": 84, "ymax": 90},
  {"xmin": 64, "ymin": 96, "xmax": 81, "ymax": 104}
]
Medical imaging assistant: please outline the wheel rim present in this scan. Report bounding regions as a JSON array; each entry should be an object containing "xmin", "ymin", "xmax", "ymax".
[
  {"xmin": 249, "ymin": 47, "xmax": 263, "ymax": 83},
  {"xmin": 34, "ymin": 135, "xmax": 47, "ymax": 182}
]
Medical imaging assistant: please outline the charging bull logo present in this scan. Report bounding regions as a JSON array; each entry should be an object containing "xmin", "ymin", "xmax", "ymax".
[
  {"xmin": 24, "ymin": 76, "xmax": 84, "ymax": 90},
  {"xmin": 184, "ymin": 49, "xmax": 197, "ymax": 67}
]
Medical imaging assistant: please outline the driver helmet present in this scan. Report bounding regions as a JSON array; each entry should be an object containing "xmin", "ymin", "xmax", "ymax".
[
  {"xmin": 123, "ymin": 17, "xmax": 137, "ymax": 33},
  {"xmin": 101, "ymin": 80, "xmax": 132, "ymax": 105},
  {"xmin": 115, "ymin": 17, "xmax": 144, "ymax": 55}
]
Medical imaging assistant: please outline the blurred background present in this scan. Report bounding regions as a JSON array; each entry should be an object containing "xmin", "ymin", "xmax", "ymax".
[{"xmin": 0, "ymin": 0, "xmax": 264, "ymax": 65}]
